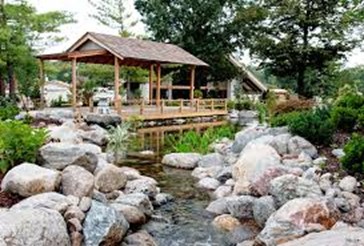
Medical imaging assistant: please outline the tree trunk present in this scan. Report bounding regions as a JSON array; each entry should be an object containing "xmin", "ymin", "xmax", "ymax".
[
  {"xmin": 297, "ymin": 69, "xmax": 305, "ymax": 97},
  {"xmin": 0, "ymin": 76, "xmax": 5, "ymax": 96},
  {"xmin": 7, "ymin": 63, "xmax": 16, "ymax": 98}
]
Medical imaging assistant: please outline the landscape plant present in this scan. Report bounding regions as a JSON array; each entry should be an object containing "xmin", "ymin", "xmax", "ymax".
[
  {"xmin": 0, "ymin": 97, "xmax": 20, "ymax": 120},
  {"xmin": 106, "ymin": 123, "xmax": 131, "ymax": 162},
  {"xmin": 0, "ymin": 120, "xmax": 48, "ymax": 173},
  {"xmin": 341, "ymin": 134, "xmax": 364, "ymax": 174}
]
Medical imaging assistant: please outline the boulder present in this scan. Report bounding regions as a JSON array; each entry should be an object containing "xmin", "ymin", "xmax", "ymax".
[
  {"xmin": 288, "ymin": 136, "xmax": 318, "ymax": 158},
  {"xmin": 95, "ymin": 164, "xmax": 127, "ymax": 193},
  {"xmin": 213, "ymin": 185, "xmax": 232, "ymax": 199},
  {"xmin": 256, "ymin": 198, "xmax": 340, "ymax": 245},
  {"xmin": 206, "ymin": 197, "xmax": 229, "ymax": 215},
  {"xmin": 39, "ymin": 143, "xmax": 101, "ymax": 172},
  {"xmin": 84, "ymin": 113, "xmax": 122, "ymax": 128},
  {"xmin": 339, "ymin": 176, "xmax": 357, "ymax": 193},
  {"xmin": 232, "ymin": 143, "xmax": 282, "ymax": 195},
  {"xmin": 11, "ymin": 192, "xmax": 70, "ymax": 214},
  {"xmin": 197, "ymin": 177, "xmax": 220, "ymax": 190},
  {"xmin": 115, "ymin": 193, "xmax": 153, "ymax": 217},
  {"xmin": 191, "ymin": 167, "xmax": 209, "ymax": 179},
  {"xmin": 270, "ymin": 133, "xmax": 291, "ymax": 155},
  {"xmin": 280, "ymin": 226, "xmax": 364, "ymax": 246},
  {"xmin": 0, "ymin": 208, "xmax": 70, "ymax": 246},
  {"xmin": 332, "ymin": 148, "xmax": 345, "ymax": 158},
  {"xmin": 61, "ymin": 165, "xmax": 94, "ymax": 198},
  {"xmin": 110, "ymin": 203, "xmax": 146, "ymax": 225},
  {"xmin": 123, "ymin": 230, "xmax": 157, "ymax": 246},
  {"xmin": 231, "ymin": 127, "xmax": 270, "ymax": 154},
  {"xmin": 48, "ymin": 121, "xmax": 82, "ymax": 144},
  {"xmin": 270, "ymin": 174, "xmax": 323, "ymax": 207},
  {"xmin": 319, "ymin": 173, "xmax": 332, "ymax": 193},
  {"xmin": 253, "ymin": 196, "xmax": 276, "ymax": 228},
  {"xmin": 153, "ymin": 193, "xmax": 174, "ymax": 207},
  {"xmin": 212, "ymin": 214, "xmax": 242, "ymax": 232},
  {"xmin": 162, "ymin": 153, "xmax": 202, "ymax": 169},
  {"xmin": 83, "ymin": 201, "xmax": 129, "ymax": 246},
  {"xmin": 1, "ymin": 163, "xmax": 61, "ymax": 197},
  {"xmin": 215, "ymin": 166, "xmax": 233, "ymax": 183},
  {"xmin": 79, "ymin": 197, "xmax": 92, "ymax": 212},
  {"xmin": 198, "ymin": 153, "xmax": 225, "ymax": 168},
  {"xmin": 64, "ymin": 205, "xmax": 85, "ymax": 222},
  {"xmin": 78, "ymin": 124, "xmax": 108, "ymax": 146},
  {"xmin": 226, "ymin": 195, "xmax": 256, "ymax": 219},
  {"xmin": 119, "ymin": 167, "xmax": 141, "ymax": 180},
  {"xmin": 124, "ymin": 178, "xmax": 158, "ymax": 198}
]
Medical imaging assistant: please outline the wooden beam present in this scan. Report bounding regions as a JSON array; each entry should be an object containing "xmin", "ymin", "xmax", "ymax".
[
  {"xmin": 114, "ymin": 56, "xmax": 122, "ymax": 114},
  {"xmin": 190, "ymin": 65, "xmax": 196, "ymax": 101},
  {"xmin": 156, "ymin": 63, "xmax": 161, "ymax": 107},
  {"xmin": 152, "ymin": 85, "xmax": 191, "ymax": 90},
  {"xmin": 149, "ymin": 64, "xmax": 153, "ymax": 103},
  {"xmin": 39, "ymin": 59, "xmax": 45, "ymax": 109},
  {"xmin": 71, "ymin": 58, "xmax": 77, "ymax": 112},
  {"xmin": 68, "ymin": 49, "xmax": 108, "ymax": 59}
]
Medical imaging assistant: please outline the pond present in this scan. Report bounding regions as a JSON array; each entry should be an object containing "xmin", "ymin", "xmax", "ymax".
[{"xmin": 120, "ymin": 120, "xmax": 257, "ymax": 246}]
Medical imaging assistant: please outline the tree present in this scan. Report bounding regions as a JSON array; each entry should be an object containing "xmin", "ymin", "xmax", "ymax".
[
  {"xmin": 235, "ymin": 0, "xmax": 364, "ymax": 97},
  {"xmin": 88, "ymin": 0, "xmax": 136, "ymax": 37},
  {"xmin": 0, "ymin": 0, "xmax": 73, "ymax": 99},
  {"xmin": 134, "ymin": 0, "xmax": 241, "ymax": 86}
]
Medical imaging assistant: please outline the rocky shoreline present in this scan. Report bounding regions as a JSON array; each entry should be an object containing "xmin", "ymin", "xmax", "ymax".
[{"xmin": 163, "ymin": 125, "xmax": 364, "ymax": 245}]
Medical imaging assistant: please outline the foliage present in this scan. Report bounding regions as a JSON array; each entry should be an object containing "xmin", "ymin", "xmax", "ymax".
[
  {"xmin": 341, "ymin": 134, "xmax": 364, "ymax": 174},
  {"xmin": 165, "ymin": 124, "xmax": 237, "ymax": 154},
  {"xmin": 236, "ymin": 1, "xmax": 364, "ymax": 97},
  {"xmin": 106, "ymin": 123, "xmax": 131, "ymax": 158},
  {"xmin": 256, "ymin": 103, "xmax": 268, "ymax": 124},
  {"xmin": 235, "ymin": 99, "xmax": 254, "ymax": 111},
  {"xmin": 50, "ymin": 95, "xmax": 65, "ymax": 108},
  {"xmin": 273, "ymin": 98, "xmax": 314, "ymax": 116},
  {"xmin": 0, "ymin": 96, "xmax": 19, "ymax": 120},
  {"xmin": 272, "ymin": 108, "xmax": 334, "ymax": 146},
  {"xmin": 0, "ymin": 120, "xmax": 48, "ymax": 173},
  {"xmin": 194, "ymin": 90, "xmax": 203, "ymax": 99},
  {"xmin": 331, "ymin": 106, "xmax": 359, "ymax": 132},
  {"xmin": 227, "ymin": 100, "xmax": 236, "ymax": 111}
]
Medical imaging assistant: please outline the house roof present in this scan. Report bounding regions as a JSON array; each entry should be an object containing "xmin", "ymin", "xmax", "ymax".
[{"xmin": 38, "ymin": 32, "xmax": 208, "ymax": 68}]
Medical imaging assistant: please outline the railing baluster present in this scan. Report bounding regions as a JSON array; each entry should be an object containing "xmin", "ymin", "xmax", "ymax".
[
  {"xmin": 140, "ymin": 99, "xmax": 144, "ymax": 115},
  {"xmin": 161, "ymin": 99, "xmax": 165, "ymax": 114},
  {"xmin": 179, "ymin": 99, "xmax": 183, "ymax": 113},
  {"xmin": 211, "ymin": 99, "xmax": 215, "ymax": 111}
]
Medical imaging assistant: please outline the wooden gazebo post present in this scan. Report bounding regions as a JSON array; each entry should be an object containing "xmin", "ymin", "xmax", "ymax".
[
  {"xmin": 114, "ymin": 56, "xmax": 122, "ymax": 115},
  {"xmin": 71, "ymin": 57, "xmax": 77, "ymax": 112},
  {"xmin": 156, "ymin": 63, "xmax": 161, "ymax": 108},
  {"xmin": 39, "ymin": 59, "xmax": 45, "ymax": 109},
  {"xmin": 190, "ymin": 65, "xmax": 196, "ymax": 101},
  {"xmin": 149, "ymin": 64, "xmax": 153, "ymax": 104}
]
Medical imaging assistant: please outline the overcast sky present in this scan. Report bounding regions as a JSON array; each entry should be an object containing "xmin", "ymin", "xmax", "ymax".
[{"xmin": 28, "ymin": 0, "xmax": 364, "ymax": 68}]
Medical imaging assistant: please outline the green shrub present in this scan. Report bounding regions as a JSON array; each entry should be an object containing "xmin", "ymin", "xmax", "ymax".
[
  {"xmin": 331, "ymin": 106, "xmax": 358, "ymax": 132},
  {"xmin": 271, "ymin": 111, "xmax": 302, "ymax": 127},
  {"xmin": 107, "ymin": 123, "xmax": 131, "ymax": 161},
  {"xmin": 227, "ymin": 100, "xmax": 236, "ymax": 111},
  {"xmin": 0, "ymin": 121, "xmax": 48, "ymax": 173},
  {"xmin": 235, "ymin": 99, "xmax": 254, "ymax": 111},
  {"xmin": 194, "ymin": 89, "xmax": 203, "ymax": 99},
  {"xmin": 341, "ymin": 134, "xmax": 364, "ymax": 174},
  {"xmin": 335, "ymin": 93, "xmax": 364, "ymax": 109},
  {"xmin": 50, "ymin": 96, "xmax": 65, "ymax": 107},
  {"xmin": 0, "ymin": 97, "xmax": 20, "ymax": 120}
]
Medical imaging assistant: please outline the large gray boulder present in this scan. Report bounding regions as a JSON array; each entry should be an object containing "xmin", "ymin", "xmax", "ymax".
[
  {"xmin": 231, "ymin": 127, "xmax": 269, "ymax": 154},
  {"xmin": 61, "ymin": 165, "xmax": 94, "ymax": 198},
  {"xmin": 226, "ymin": 195, "xmax": 256, "ymax": 219},
  {"xmin": 115, "ymin": 193, "xmax": 153, "ymax": 217},
  {"xmin": 123, "ymin": 230, "xmax": 158, "ymax": 246},
  {"xmin": 124, "ymin": 178, "xmax": 158, "ymax": 198},
  {"xmin": 110, "ymin": 203, "xmax": 146, "ymax": 225},
  {"xmin": 270, "ymin": 174, "xmax": 323, "ymax": 207},
  {"xmin": 0, "ymin": 208, "xmax": 70, "ymax": 246},
  {"xmin": 288, "ymin": 136, "xmax": 318, "ymax": 158},
  {"xmin": 339, "ymin": 176, "xmax": 357, "ymax": 193},
  {"xmin": 11, "ymin": 192, "xmax": 71, "ymax": 214},
  {"xmin": 48, "ymin": 121, "xmax": 82, "ymax": 144},
  {"xmin": 162, "ymin": 153, "xmax": 202, "ymax": 169},
  {"xmin": 270, "ymin": 133, "xmax": 292, "ymax": 155},
  {"xmin": 39, "ymin": 143, "xmax": 101, "ymax": 172},
  {"xmin": 197, "ymin": 177, "xmax": 220, "ymax": 190},
  {"xmin": 95, "ymin": 164, "xmax": 127, "ymax": 193},
  {"xmin": 78, "ymin": 124, "xmax": 108, "ymax": 146},
  {"xmin": 253, "ymin": 196, "xmax": 277, "ymax": 228},
  {"xmin": 1, "ymin": 163, "xmax": 61, "ymax": 197},
  {"xmin": 280, "ymin": 226, "xmax": 364, "ymax": 246},
  {"xmin": 198, "ymin": 153, "xmax": 225, "ymax": 168},
  {"xmin": 256, "ymin": 198, "xmax": 340, "ymax": 245},
  {"xmin": 83, "ymin": 201, "xmax": 129, "ymax": 246},
  {"xmin": 84, "ymin": 113, "xmax": 122, "ymax": 128},
  {"xmin": 206, "ymin": 197, "xmax": 229, "ymax": 215}
]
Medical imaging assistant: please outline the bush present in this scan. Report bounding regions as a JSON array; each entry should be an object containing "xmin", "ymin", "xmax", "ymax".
[
  {"xmin": 335, "ymin": 93, "xmax": 364, "ymax": 110},
  {"xmin": 331, "ymin": 106, "xmax": 358, "ymax": 132},
  {"xmin": 194, "ymin": 89, "xmax": 203, "ymax": 99},
  {"xmin": 272, "ymin": 98, "xmax": 314, "ymax": 115},
  {"xmin": 235, "ymin": 99, "xmax": 254, "ymax": 111},
  {"xmin": 271, "ymin": 108, "xmax": 334, "ymax": 146},
  {"xmin": 0, "ymin": 121, "xmax": 48, "ymax": 173},
  {"xmin": 0, "ymin": 97, "xmax": 20, "ymax": 120},
  {"xmin": 50, "ymin": 96, "xmax": 65, "ymax": 107},
  {"xmin": 341, "ymin": 134, "xmax": 364, "ymax": 174}
]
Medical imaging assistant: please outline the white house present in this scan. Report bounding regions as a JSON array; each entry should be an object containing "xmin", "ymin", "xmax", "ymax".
[{"xmin": 44, "ymin": 81, "xmax": 71, "ymax": 106}]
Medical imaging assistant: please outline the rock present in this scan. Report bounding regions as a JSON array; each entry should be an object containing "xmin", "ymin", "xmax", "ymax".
[
  {"xmin": 83, "ymin": 201, "xmax": 129, "ymax": 246},
  {"xmin": 270, "ymin": 174, "xmax": 323, "ymax": 207},
  {"xmin": 106, "ymin": 190, "xmax": 123, "ymax": 200},
  {"xmin": 237, "ymin": 241, "xmax": 254, "ymax": 246},
  {"xmin": 78, "ymin": 124, "xmax": 108, "ymax": 146},
  {"xmin": 325, "ymin": 188, "xmax": 341, "ymax": 198},
  {"xmin": 119, "ymin": 167, "xmax": 142, "ymax": 180},
  {"xmin": 197, "ymin": 177, "xmax": 220, "ymax": 190},
  {"xmin": 253, "ymin": 196, "xmax": 276, "ymax": 228},
  {"xmin": 226, "ymin": 195, "xmax": 256, "ymax": 219},
  {"xmin": 282, "ymin": 152, "xmax": 313, "ymax": 170},
  {"xmin": 332, "ymin": 148, "xmax": 345, "ymax": 158},
  {"xmin": 64, "ymin": 205, "xmax": 85, "ymax": 222},
  {"xmin": 39, "ymin": 143, "xmax": 101, "ymax": 172},
  {"xmin": 94, "ymin": 164, "xmax": 127, "ymax": 193},
  {"xmin": 213, "ymin": 185, "xmax": 232, "ymax": 199},
  {"xmin": 232, "ymin": 144, "xmax": 282, "ymax": 195},
  {"xmin": 302, "ymin": 167, "xmax": 320, "ymax": 182},
  {"xmin": 154, "ymin": 193, "xmax": 174, "ymax": 207},
  {"xmin": 70, "ymin": 231, "xmax": 83, "ymax": 246},
  {"xmin": 334, "ymin": 197, "xmax": 351, "ymax": 212},
  {"xmin": 339, "ymin": 176, "xmax": 357, "ymax": 192},
  {"xmin": 198, "ymin": 153, "xmax": 225, "ymax": 168},
  {"xmin": 319, "ymin": 173, "xmax": 332, "ymax": 192},
  {"xmin": 206, "ymin": 197, "xmax": 229, "ymax": 215},
  {"xmin": 11, "ymin": 192, "xmax": 70, "ymax": 214},
  {"xmin": 125, "ymin": 178, "xmax": 158, "ymax": 198},
  {"xmin": 0, "ymin": 208, "xmax": 70, "ymax": 246},
  {"xmin": 212, "ymin": 214, "xmax": 241, "ymax": 232},
  {"xmin": 225, "ymin": 179, "xmax": 235, "ymax": 186},
  {"xmin": 48, "ymin": 121, "xmax": 82, "ymax": 144},
  {"xmin": 215, "ymin": 166, "xmax": 233, "ymax": 183},
  {"xmin": 84, "ymin": 113, "xmax": 122, "ymax": 128},
  {"xmin": 211, "ymin": 138, "xmax": 233, "ymax": 155},
  {"xmin": 162, "ymin": 153, "xmax": 202, "ymax": 169},
  {"xmin": 191, "ymin": 167, "xmax": 209, "ymax": 179},
  {"xmin": 280, "ymin": 226, "xmax": 364, "ymax": 246},
  {"xmin": 115, "ymin": 193, "xmax": 153, "ymax": 217},
  {"xmin": 67, "ymin": 218, "xmax": 83, "ymax": 232},
  {"xmin": 92, "ymin": 189, "xmax": 108, "ymax": 203},
  {"xmin": 288, "ymin": 136, "xmax": 318, "ymax": 158},
  {"xmin": 313, "ymin": 157, "xmax": 327, "ymax": 166},
  {"xmin": 231, "ymin": 127, "xmax": 270, "ymax": 154},
  {"xmin": 123, "ymin": 230, "xmax": 157, "ymax": 246},
  {"xmin": 67, "ymin": 195, "xmax": 80, "ymax": 206},
  {"xmin": 1, "ymin": 163, "xmax": 61, "ymax": 197},
  {"xmin": 341, "ymin": 191, "xmax": 361, "ymax": 210},
  {"xmin": 256, "ymin": 198, "xmax": 340, "ymax": 245},
  {"xmin": 270, "ymin": 134, "xmax": 291, "ymax": 155},
  {"xmin": 79, "ymin": 197, "xmax": 92, "ymax": 212},
  {"xmin": 111, "ymin": 203, "xmax": 146, "ymax": 225},
  {"xmin": 62, "ymin": 165, "xmax": 94, "ymax": 198}
]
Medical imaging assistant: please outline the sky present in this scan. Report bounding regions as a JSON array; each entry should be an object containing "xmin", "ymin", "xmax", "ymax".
[{"xmin": 28, "ymin": 0, "xmax": 364, "ymax": 68}]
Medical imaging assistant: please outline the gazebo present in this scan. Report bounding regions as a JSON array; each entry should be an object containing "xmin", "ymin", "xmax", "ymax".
[{"xmin": 37, "ymin": 32, "xmax": 208, "ymax": 115}]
